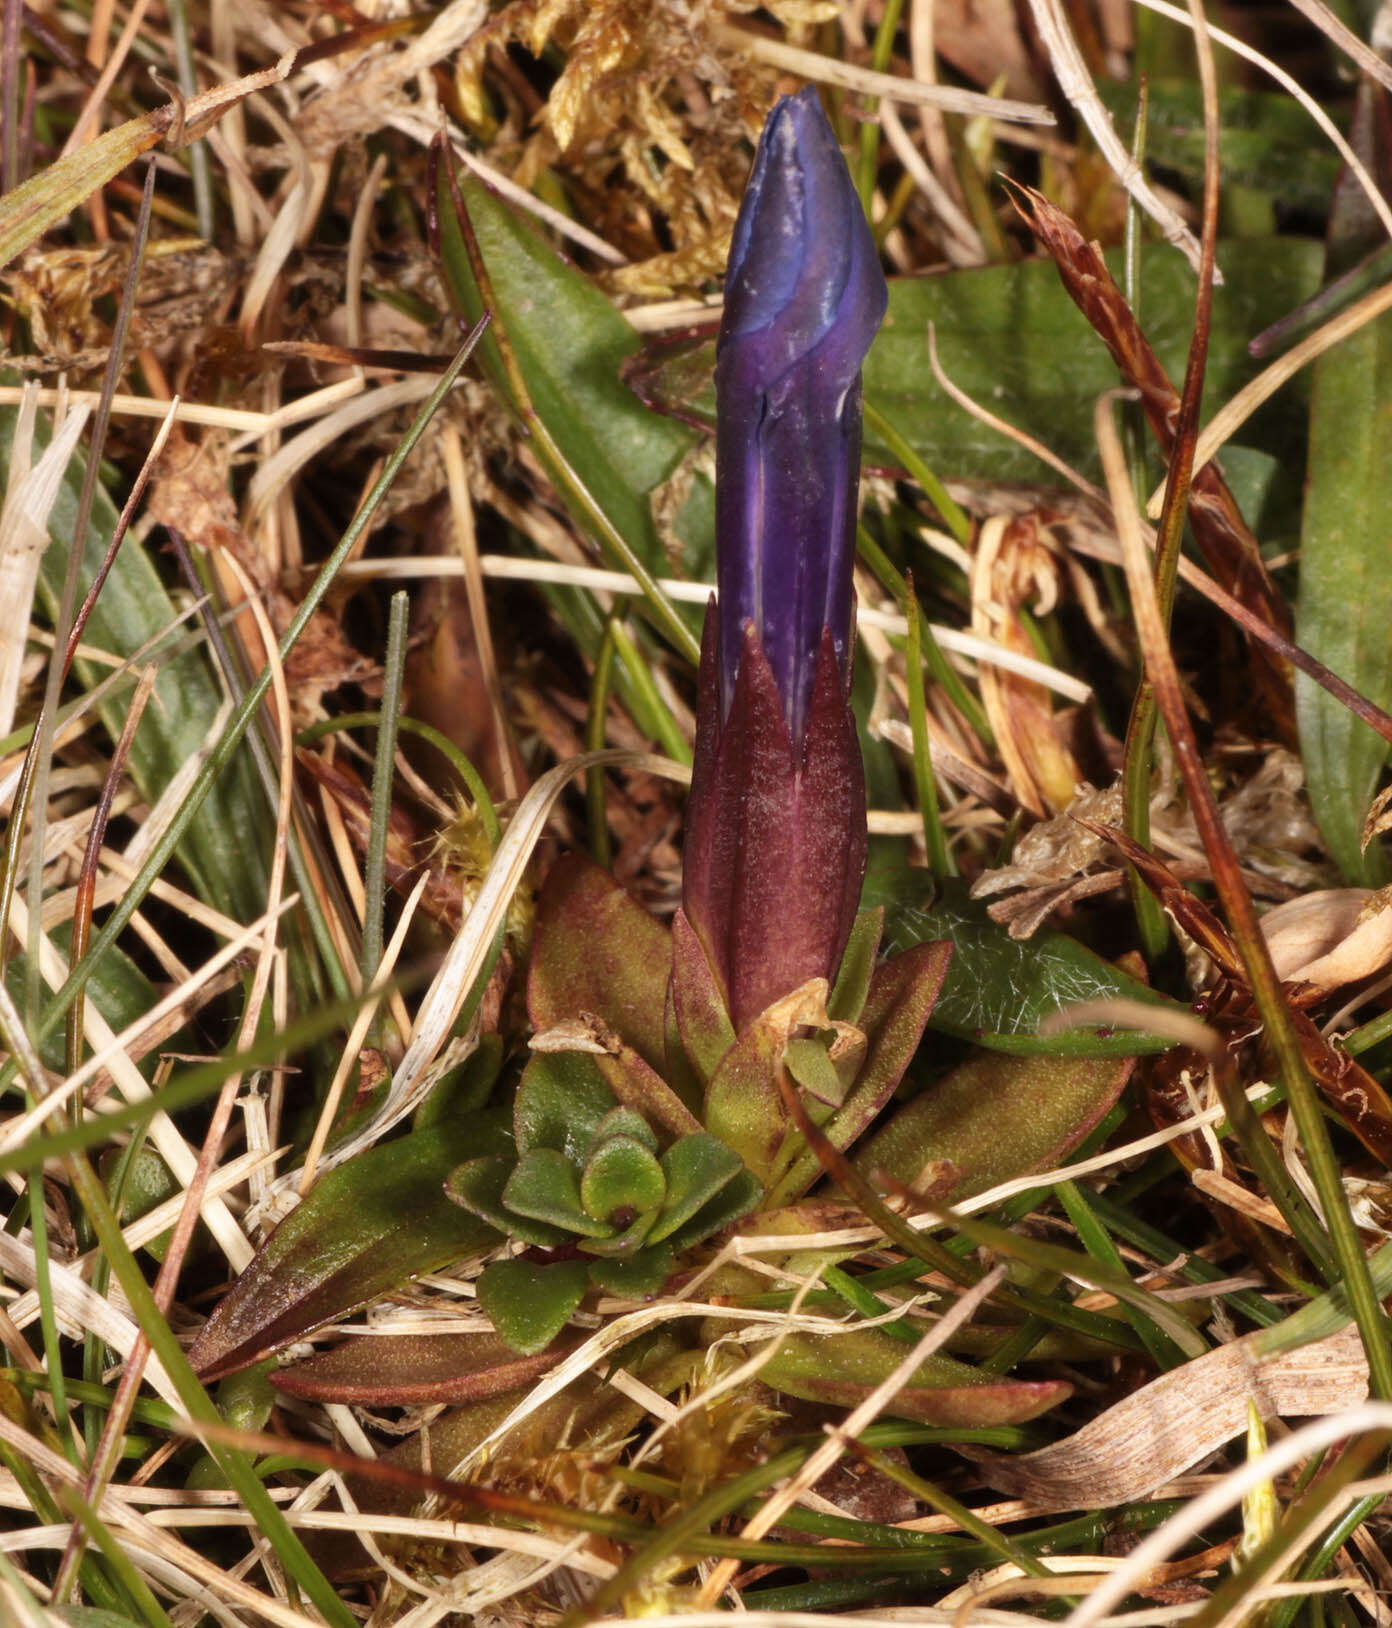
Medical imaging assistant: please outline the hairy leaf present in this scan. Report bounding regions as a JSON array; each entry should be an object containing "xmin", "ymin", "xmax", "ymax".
[
  {"xmin": 759, "ymin": 1329, "xmax": 1071, "ymax": 1425},
  {"xmin": 855, "ymin": 1049, "xmax": 1134, "ymax": 1201},
  {"xmin": 189, "ymin": 1118, "xmax": 507, "ymax": 1380},
  {"xmin": 868, "ymin": 874, "xmax": 1176, "ymax": 1055}
]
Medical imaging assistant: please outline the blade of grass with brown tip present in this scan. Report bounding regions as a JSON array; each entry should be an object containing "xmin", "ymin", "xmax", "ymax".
[
  {"xmin": 1096, "ymin": 385, "xmax": 1392, "ymax": 1395},
  {"xmin": 1011, "ymin": 183, "xmax": 1295, "ymax": 736}
]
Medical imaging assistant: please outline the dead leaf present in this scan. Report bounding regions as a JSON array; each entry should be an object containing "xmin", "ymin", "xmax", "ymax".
[
  {"xmin": 1261, "ymin": 887, "xmax": 1392, "ymax": 991},
  {"xmin": 979, "ymin": 1323, "xmax": 1367, "ymax": 1512}
]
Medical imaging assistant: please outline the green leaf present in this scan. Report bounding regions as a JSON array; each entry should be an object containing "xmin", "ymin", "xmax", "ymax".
[
  {"xmin": 662, "ymin": 1168, "xmax": 763, "ymax": 1254},
  {"xmin": 828, "ymin": 907, "xmax": 883, "ymax": 1024},
  {"xmin": 508, "ymin": 1147, "xmax": 614, "ymax": 1237},
  {"xmin": 649, "ymin": 1134, "xmax": 744, "ymax": 1243},
  {"xmin": 588, "ymin": 1243, "xmax": 674, "ymax": 1298},
  {"xmin": 1296, "ymin": 308, "xmax": 1392, "ymax": 883},
  {"xmin": 513, "ymin": 1051, "xmax": 616, "ymax": 1162},
  {"xmin": 758, "ymin": 1329, "xmax": 1071, "ymax": 1426},
  {"xmin": 434, "ymin": 168, "xmax": 692, "ymax": 576},
  {"xmin": 477, "ymin": 1258, "xmax": 590, "ymax": 1356},
  {"xmin": 446, "ymin": 1156, "xmax": 569, "ymax": 1249},
  {"xmin": 581, "ymin": 1136, "xmax": 666, "ymax": 1221},
  {"xmin": 6, "ymin": 924, "xmax": 159, "ymax": 1076},
  {"xmin": 590, "ymin": 1106, "xmax": 659, "ymax": 1156},
  {"xmin": 188, "ymin": 1118, "xmax": 508, "ymax": 1380},
  {"xmin": 875, "ymin": 240, "xmax": 1322, "ymax": 486},
  {"xmin": 869, "ymin": 875, "xmax": 1178, "ymax": 1055},
  {"xmin": 784, "ymin": 1035, "xmax": 848, "ymax": 1108},
  {"xmin": 1096, "ymin": 79, "xmax": 1339, "ymax": 217},
  {"xmin": 855, "ymin": 1049, "xmax": 1135, "ymax": 1202}
]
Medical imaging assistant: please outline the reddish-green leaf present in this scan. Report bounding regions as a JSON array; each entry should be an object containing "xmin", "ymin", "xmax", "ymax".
[
  {"xmin": 759, "ymin": 1329, "xmax": 1070, "ymax": 1425},
  {"xmin": 189, "ymin": 1118, "xmax": 507, "ymax": 1380},
  {"xmin": 767, "ymin": 940, "xmax": 952, "ymax": 1207},
  {"xmin": 528, "ymin": 855, "xmax": 673, "ymax": 1074},
  {"xmin": 270, "ymin": 1334, "xmax": 572, "ymax": 1406},
  {"xmin": 854, "ymin": 1049, "xmax": 1135, "ymax": 1202}
]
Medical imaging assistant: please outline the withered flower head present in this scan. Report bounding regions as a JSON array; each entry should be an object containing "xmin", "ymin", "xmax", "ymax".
[{"xmin": 683, "ymin": 88, "xmax": 888, "ymax": 1036}]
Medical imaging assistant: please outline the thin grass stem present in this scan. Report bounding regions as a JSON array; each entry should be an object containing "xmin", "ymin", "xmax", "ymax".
[
  {"xmin": 864, "ymin": 400, "xmax": 971, "ymax": 546},
  {"xmin": 587, "ymin": 613, "xmax": 620, "ymax": 868},
  {"xmin": 902, "ymin": 569, "xmax": 953, "ymax": 878},
  {"xmin": 362, "ymin": 591, "xmax": 409, "ymax": 993}
]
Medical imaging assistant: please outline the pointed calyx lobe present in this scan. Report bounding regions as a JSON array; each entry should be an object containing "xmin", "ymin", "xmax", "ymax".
[
  {"xmin": 683, "ymin": 619, "xmax": 865, "ymax": 1036},
  {"xmin": 685, "ymin": 85, "xmax": 887, "ymax": 1034}
]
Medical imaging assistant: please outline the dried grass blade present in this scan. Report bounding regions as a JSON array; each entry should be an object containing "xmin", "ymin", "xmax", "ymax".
[
  {"xmin": 0, "ymin": 320, "xmax": 488, "ymax": 1095},
  {"xmin": 1022, "ymin": 0, "xmax": 1204, "ymax": 269},
  {"xmin": 0, "ymin": 397, "xmax": 91, "ymax": 735}
]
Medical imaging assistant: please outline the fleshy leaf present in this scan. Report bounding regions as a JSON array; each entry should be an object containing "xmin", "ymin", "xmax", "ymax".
[
  {"xmin": 477, "ymin": 1258, "xmax": 591, "ymax": 1357},
  {"xmin": 587, "ymin": 1019, "xmax": 704, "ymax": 1140},
  {"xmin": 270, "ymin": 1334, "xmax": 572, "ymax": 1406},
  {"xmin": 587, "ymin": 1243, "xmax": 674, "ymax": 1297},
  {"xmin": 528, "ymin": 853, "xmax": 673, "ymax": 1073},
  {"xmin": 581, "ymin": 1136, "xmax": 667, "ymax": 1222},
  {"xmin": 703, "ymin": 980, "xmax": 830, "ymax": 1183},
  {"xmin": 189, "ymin": 1119, "xmax": 507, "ymax": 1380},
  {"xmin": 648, "ymin": 1134, "xmax": 745, "ymax": 1243},
  {"xmin": 445, "ymin": 1156, "xmax": 569, "ymax": 1249},
  {"xmin": 661, "ymin": 1167, "xmax": 762, "ymax": 1253},
  {"xmin": 578, "ymin": 1211, "xmax": 660, "ymax": 1258},
  {"xmin": 589, "ymin": 1106, "xmax": 659, "ymax": 1156},
  {"xmin": 663, "ymin": 976, "xmax": 708, "ymax": 1111},
  {"xmin": 871, "ymin": 874, "xmax": 1178, "ymax": 1055},
  {"xmin": 513, "ymin": 1051, "xmax": 615, "ymax": 1162},
  {"xmin": 854, "ymin": 1048, "xmax": 1136, "ymax": 1201},
  {"xmin": 506, "ymin": 1148, "xmax": 614, "ymax": 1237},
  {"xmin": 758, "ymin": 1329, "xmax": 1071, "ymax": 1425},
  {"xmin": 785, "ymin": 1035, "xmax": 849, "ymax": 1108}
]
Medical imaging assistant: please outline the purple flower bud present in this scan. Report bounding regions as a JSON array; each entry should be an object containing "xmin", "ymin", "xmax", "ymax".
[
  {"xmin": 680, "ymin": 89, "xmax": 887, "ymax": 1036},
  {"xmin": 714, "ymin": 85, "xmax": 888, "ymax": 745}
]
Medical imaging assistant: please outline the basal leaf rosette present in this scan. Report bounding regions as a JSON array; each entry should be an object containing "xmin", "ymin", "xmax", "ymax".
[{"xmin": 445, "ymin": 1043, "xmax": 760, "ymax": 1355}]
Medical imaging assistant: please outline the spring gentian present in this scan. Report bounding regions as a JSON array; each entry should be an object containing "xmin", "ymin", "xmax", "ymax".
[{"xmin": 681, "ymin": 87, "xmax": 888, "ymax": 1036}]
